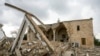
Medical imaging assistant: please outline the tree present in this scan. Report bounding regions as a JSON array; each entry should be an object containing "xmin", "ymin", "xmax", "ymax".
[{"xmin": 94, "ymin": 37, "xmax": 100, "ymax": 46}]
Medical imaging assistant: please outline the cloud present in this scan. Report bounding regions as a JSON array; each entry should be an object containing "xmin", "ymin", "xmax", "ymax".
[
  {"xmin": 47, "ymin": 0, "xmax": 69, "ymax": 15},
  {"xmin": 81, "ymin": 6, "xmax": 95, "ymax": 18},
  {"xmin": 2, "ymin": 24, "xmax": 19, "ymax": 37},
  {"xmin": 0, "ymin": 0, "xmax": 100, "ymax": 38},
  {"xmin": 83, "ymin": 0, "xmax": 100, "ymax": 8},
  {"xmin": 0, "ymin": 9, "xmax": 24, "ymax": 26},
  {"xmin": 83, "ymin": 0, "xmax": 100, "ymax": 35},
  {"xmin": 5, "ymin": 0, "xmax": 49, "ymax": 19}
]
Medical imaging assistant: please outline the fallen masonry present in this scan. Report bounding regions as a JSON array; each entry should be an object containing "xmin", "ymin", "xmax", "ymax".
[{"xmin": 0, "ymin": 3, "xmax": 99, "ymax": 56}]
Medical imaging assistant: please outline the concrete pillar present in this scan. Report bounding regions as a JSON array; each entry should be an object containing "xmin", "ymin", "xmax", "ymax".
[
  {"xmin": 27, "ymin": 27, "xmax": 36, "ymax": 42},
  {"xmin": 65, "ymin": 30, "xmax": 68, "ymax": 41},
  {"xmin": 53, "ymin": 29, "xmax": 56, "ymax": 41}
]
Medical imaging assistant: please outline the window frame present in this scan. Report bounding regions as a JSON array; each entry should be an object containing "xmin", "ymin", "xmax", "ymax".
[
  {"xmin": 81, "ymin": 38, "xmax": 86, "ymax": 45},
  {"xmin": 77, "ymin": 25, "xmax": 80, "ymax": 31}
]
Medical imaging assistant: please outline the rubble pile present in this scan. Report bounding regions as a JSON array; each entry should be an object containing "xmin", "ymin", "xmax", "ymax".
[
  {"xmin": 0, "ymin": 39, "xmax": 12, "ymax": 56},
  {"xmin": 0, "ymin": 3, "xmax": 99, "ymax": 56},
  {"xmin": 20, "ymin": 41, "xmax": 70, "ymax": 56},
  {"xmin": 77, "ymin": 47, "xmax": 100, "ymax": 56},
  {"xmin": 20, "ymin": 40, "xmax": 48, "ymax": 56}
]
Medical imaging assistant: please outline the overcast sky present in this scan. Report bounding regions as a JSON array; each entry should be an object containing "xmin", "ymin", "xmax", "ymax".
[{"xmin": 0, "ymin": 0, "xmax": 100, "ymax": 39}]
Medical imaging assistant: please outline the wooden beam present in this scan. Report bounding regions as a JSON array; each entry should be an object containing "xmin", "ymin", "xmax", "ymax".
[
  {"xmin": 15, "ymin": 49, "xmax": 22, "ymax": 56},
  {"xmin": 26, "ymin": 14, "xmax": 54, "ymax": 52},
  {"xmin": 5, "ymin": 3, "xmax": 46, "ymax": 30},
  {"xmin": 10, "ymin": 18, "xmax": 27, "ymax": 52}
]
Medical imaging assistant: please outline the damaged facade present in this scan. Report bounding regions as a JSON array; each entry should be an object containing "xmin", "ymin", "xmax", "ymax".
[
  {"xmin": 26, "ymin": 18, "xmax": 94, "ymax": 49},
  {"xmin": 0, "ymin": 3, "xmax": 98, "ymax": 56}
]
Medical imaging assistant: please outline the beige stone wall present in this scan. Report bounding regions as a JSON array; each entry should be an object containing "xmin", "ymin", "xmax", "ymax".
[
  {"xmin": 27, "ymin": 27, "xmax": 37, "ymax": 42},
  {"xmin": 65, "ymin": 19, "xmax": 94, "ymax": 48},
  {"xmin": 47, "ymin": 29, "xmax": 53, "ymax": 41},
  {"xmin": 26, "ymin": 18, "xmax": 94, "ymax": 48}
]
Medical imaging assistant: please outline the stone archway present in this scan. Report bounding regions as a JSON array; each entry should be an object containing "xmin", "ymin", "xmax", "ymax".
[
  {"xmin": 55, "ymin": 23, "xmax": 69, "ymax": 42},
  {"xmin": 47, "ymin": 28, "xmax": 53, "ymax": 41}
]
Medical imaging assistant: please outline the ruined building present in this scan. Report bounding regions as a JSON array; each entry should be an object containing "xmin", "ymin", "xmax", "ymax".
[{"xmin": 24, "ymin": 18, "xmax": 94, "ymax": 49}]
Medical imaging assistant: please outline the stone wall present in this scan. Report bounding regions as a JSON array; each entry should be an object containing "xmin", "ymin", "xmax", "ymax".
[
  {"xmin": 26, "ymin": 18, "xmax": 94, "ymax": 48},
  {"xmin": 65, "ymin": 18, "xmax": 94, "ymax": 48}
]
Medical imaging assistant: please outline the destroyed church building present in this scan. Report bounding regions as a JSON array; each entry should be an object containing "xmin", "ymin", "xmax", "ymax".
[
  {"xmin": 24, "ymin": 18, "xmax": 94, "ymax": 49},
  {"xmin": 0, "ymin": 3, "xmax": 98, "ymax": 56}
]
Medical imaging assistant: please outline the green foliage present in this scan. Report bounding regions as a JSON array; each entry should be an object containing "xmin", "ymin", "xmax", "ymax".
[{"xmin": 94, "ymin": 37, "xmax": 100, "ymax": 46}]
